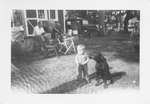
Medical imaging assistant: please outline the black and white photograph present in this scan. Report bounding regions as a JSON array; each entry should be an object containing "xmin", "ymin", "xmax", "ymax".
[{"xmin": 11, "ymin": 9, "xmax": 140, "ymax": 94}]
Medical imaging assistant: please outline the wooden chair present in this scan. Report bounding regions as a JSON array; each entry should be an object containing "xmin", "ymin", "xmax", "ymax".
[
  {"xmin": 44, "ymin": 39, "xmax": 58, "ymax": 57},
  {"xmin": 63, "ymin": 37, "xmax": 76, "ymax": 55}
]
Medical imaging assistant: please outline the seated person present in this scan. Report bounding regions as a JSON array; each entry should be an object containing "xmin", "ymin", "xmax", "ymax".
[
  {"xmin": 11, "ymin": 22, "xmax": 24, "ymax": 42},
  {"xmin": 33, "ymin": 21, "xmax": 45, "ymax": 35},
  {"xmin": 42, "ymin": 21, "xmax": 54, "ymax": 44},
  {"xmin": 11, "ymin": 22, "xmax": 24, "ymax": 59},
  {"xmin": 52, "ymin": 21, "xmax": 64, "ymax": 39},
  {"xmin": 128, "ymin": 17, "xmax": 139, "ymax": 40},
  {"xmin": 33, "ymin": 21, "xmax": 46, "ymax": 51}
]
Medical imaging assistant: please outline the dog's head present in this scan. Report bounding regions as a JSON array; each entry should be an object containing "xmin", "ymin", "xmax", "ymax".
[{"xmin": 89, "ymin": 52, "xmax": 106, "ymax": 63}]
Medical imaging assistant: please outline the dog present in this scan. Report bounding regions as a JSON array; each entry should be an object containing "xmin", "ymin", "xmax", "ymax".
[{"xmin": 89, "ymin": 52, "xmax": 113, "ymax": 88}]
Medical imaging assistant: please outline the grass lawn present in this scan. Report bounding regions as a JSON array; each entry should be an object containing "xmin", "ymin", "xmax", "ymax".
[{"xmin": 11, "ymin": 32, "xmax": 139, "ymax": 94}]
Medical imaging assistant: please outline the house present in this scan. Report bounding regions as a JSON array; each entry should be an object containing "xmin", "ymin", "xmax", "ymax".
[{"xmin": 11, "ymin": 9, "xmax": 65, "ymax": 36}]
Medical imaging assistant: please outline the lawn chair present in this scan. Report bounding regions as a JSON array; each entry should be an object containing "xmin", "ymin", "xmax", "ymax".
[
  {"xmin": 64, "ymin": 37, "xmax": 76, "ymax": 55},
  {"xmin": 57, "ymin": 36, "xmax": 76, "ymax": 55},
  {"xmin": 54, "ymin": 27, "xmax": 76, "ymax": 55}
]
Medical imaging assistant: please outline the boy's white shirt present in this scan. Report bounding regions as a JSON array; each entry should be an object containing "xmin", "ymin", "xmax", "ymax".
[{"xmin": 75, "ymin": 54, "xmax": 89, "ymax": 65}]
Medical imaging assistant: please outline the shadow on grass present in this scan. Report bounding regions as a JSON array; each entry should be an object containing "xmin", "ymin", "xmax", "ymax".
[
  {"xmin": 114, "ymin": 51, "xmax": 139, "ymax": 63},
  {"xmin": 111, "ymin": 72, "xmax": 126, "ymax": 82},
  {"xmin": 40, "ymin": 79, "xmax": 87, "ymax": 94},
  {"xmin": 40, "ymin": 71, "xmax": 126, "ymax": 94},
  {"xmin": 12, "ymin": 52, "xmax": 60, "ymax": 68}
]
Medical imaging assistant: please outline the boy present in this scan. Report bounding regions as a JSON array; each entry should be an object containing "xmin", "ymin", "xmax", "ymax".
[{"xmin": 75, "ymin": 44, "xmax": 90, "ymax": 83}]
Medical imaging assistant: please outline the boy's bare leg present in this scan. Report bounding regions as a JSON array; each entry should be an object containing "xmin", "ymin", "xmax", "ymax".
[
  {"xmin": 83, "ymin": 64, "xmax": 90, "ymax": 83},
  {"xmin": 77, "ymin": 65, "xmax": 83, "ymax": 80}
]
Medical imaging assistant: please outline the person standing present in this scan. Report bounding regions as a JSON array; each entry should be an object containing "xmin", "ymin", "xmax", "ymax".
[{"xmin": 75, "ymin": 44, "xmax": 90, "ymax": 83}]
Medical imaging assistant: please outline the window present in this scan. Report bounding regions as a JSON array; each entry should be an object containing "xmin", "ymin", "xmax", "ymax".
[
  {"xmin": 25, "ymin": 10, "xmax": 55, "ymax": 35},
  {"xmin": 26, "ymin": 10, "xmax": 37, "ymax": 18},
  {"xmin": 27, "ymin": 20, "xmax": 37, "ymax": 34},
  {"xmin": 38, "ymin": 10, "xmax": 45, "ymax": 19},
  {"xmin": 12, "ymin": 10, "xmax": 24, "ymax": 26},
  {"xmin": 50, "ymin": 10, "xmax": 56, "ymax": 19}
]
